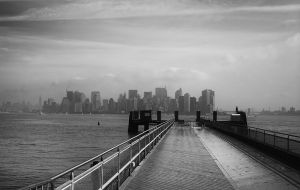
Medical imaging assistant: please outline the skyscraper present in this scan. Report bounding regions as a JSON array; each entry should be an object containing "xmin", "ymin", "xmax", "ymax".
[
  {"xmin": 67, "ymin": 91, "xmax": 75, "ymax": 113},
  {"xmin": 143, "ymin": 92, "xmax": 152, "ymax": 110},
  {"xmin": 103, "ymin": 99, "xmax": 109, "ymax": 112},
  {"xmin": 155, "ymin": 87, "xmax": 167, "ymax": 99},
  {"xmin": 39, "ymin": 96, "xmax": 42, "ymax": 110},
  {"xmin": 91, "ymin": 91, "xmax": 101, "ymax": 112},
  {"xmin": 178, "ymin": 96, "xmax": 184, "ymax": 113},
  {"xmin": 190, "ymin": 97, "xmax": 197, "ymax": 113},
  {"xmin": 128, "ymin": 90, "xmax": 138, "ymax": 111},
  {"xmin": 128, "ymin": 90, "xmax": 138, "ymax": 99},
  {"xmin": 184, "ymin": 93, "xmax": 190, "ymax": 113},
  {"xmin": 175, "ymin": 88, "xmax": 182, "ymax": 100},
  {"xmin": 201, "ymin": 89, "xmax": 215, "ymax": 114},
  {"xmin": 117, "ymin": 93, "xmax": 127, "ymax": 113}
]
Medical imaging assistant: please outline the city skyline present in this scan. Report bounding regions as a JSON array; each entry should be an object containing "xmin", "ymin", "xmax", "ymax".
[
  {"xmin": 0, "ymin": 0, "xmax": 300, "ymax": 111},
  {"xmin": 1, "ymin": 86, "xmax": 299, "ymax": 113}
]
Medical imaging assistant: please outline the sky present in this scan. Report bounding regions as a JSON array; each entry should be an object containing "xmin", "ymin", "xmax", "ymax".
[{"xmin": 0, "ymin": 0, "xmax": 299, "ymax": 111}]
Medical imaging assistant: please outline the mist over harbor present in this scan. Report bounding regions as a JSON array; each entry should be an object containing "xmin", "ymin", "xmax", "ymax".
[{"xmin": 0, "ymin": 0, "xmax": 300, "ymax": 111}]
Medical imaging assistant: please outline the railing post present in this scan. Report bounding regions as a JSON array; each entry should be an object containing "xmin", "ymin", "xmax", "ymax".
[
  {"xmin": 264, "ymin": 130, "xmax": 265, "ymax": 144},
  {"xmin": 287, "ymin": 135, "xmax": 290, "ymax": 152},
  {"xmin": 70, "ymin": 171, "xmax": 74, "ymax": 190},
  {"xmin": 50, "ymin": 182, "xmax": 54, "ymax": 190},
  {"xmin": 138, "ymin": 137, "xmax": 141, "ymax": 165},
  {"xmin": 129, "ymin": 142, "xmax": 132, "ymax": 176},
  {"xmin": 255, "ymin": 129, "xmax": 257, "ymax": 140},
  {"xmin": 147, "ymin": 133, "xmax": 150, "ymax": 154},
  {"xmin": 117, "ymin": 147, "xmax": 120, "ymax": 189},
  {"xmin": 100, "ymin": 156, "xmax": 103, "ymax": 189}
]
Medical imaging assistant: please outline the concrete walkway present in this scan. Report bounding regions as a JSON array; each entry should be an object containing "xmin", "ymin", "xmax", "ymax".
[
  {"xmin": 194, "ymin": 127, "xmax": 300, "ymax": 190},
  {"xmin": 122, "ymin": 125, "xmax": 234, "ymax": 190}
]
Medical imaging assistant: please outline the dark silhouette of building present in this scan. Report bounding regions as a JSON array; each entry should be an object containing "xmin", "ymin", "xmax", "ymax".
[
  {"xmin": 179, "ymin": 96, "xmax": 184, "ymax": 113},
  {"xmin": 190, "ymin": 97, "xmax": 197, "ymax": 113}
]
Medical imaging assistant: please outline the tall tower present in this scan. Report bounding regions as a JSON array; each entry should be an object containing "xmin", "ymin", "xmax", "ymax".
[
  {"xmin": 91, "ymin": 91, "xmax": 101, "ymax": 112},
  {"xmin": 39, "ymin": 96, "xmax": 42, "ymax": 110},
  {"xmin": 201, "ymin": 89, "xmax": 215, "ymax": 114},
  {"xmin": 184, "ymin": 93, "xmax": 190, "ymax": 113},
  {"xmin": 175, "ymin": 88, "xmax": 182, "ymax": 100}
]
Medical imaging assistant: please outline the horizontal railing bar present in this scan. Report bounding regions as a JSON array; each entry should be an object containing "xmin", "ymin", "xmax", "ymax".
[
  {"xmin": 102, "ymin": 172, "xmax": 119, "ymax": 190},
  {"xmin": 101, "ymin": 120, "xmax": 173, "ymax": 190},
  {"xmin": 103, "ymin": 152, "xmax": 119, "ymax": 165},
  {"xmin": 73, "ymin": 162, "xmax": 103, "ymax": 184},
  {"xmin": 248, "ymin": 126, "xmax": 300, "ymax": 139},
  {"xmin": 49, "ymin": 121, "xmax": 169, "ymax": 180},
  {"xmin": 19, "ymin": 119, "xmax": 173, "ymax": 190},
  {"xmin": 120, "ymin": 145, "xmax": 131, "ymax": 154},
  {"xmin": 215, "ymin": 121, "xmax": 300, "ymax": 139}
]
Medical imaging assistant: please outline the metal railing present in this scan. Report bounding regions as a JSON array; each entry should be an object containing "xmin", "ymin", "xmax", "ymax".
[
  {"xmin": 207, "ymin": 121, "xmax": 300, "ymax": 157},
  {"xmin": 20, "ymin": 119, "xmax": 174, "ymax": 190}
]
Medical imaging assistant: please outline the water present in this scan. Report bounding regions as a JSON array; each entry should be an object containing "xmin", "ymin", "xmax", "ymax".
[
  {"xmin": 0, "ymin": 113, "xmax": 130, "ymax": 190},
  {"xmin": 217, "ymin": 114, "xmax": 300, "ymax": 136},
  {"xmin": 247, "ymin": 115, "xmax": 300, "ymax": 136},
  {"xmin": 0, "ymin": 113, "xmax": 300, "ymax": 190}
]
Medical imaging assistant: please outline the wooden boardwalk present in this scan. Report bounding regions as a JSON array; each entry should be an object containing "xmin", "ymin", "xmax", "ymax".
[{"xmin": 122, "ymin": 125, "xmax": 235, "ymax": 190}]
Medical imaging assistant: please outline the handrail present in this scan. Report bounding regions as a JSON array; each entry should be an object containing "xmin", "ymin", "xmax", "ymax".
[
  {"xmin": 207, "ymin": 120, "xmax": 300, "ymax": 157},
  {"xmin": 214, "ymin": 120, "xmax": 300, "ymax": 139},
  {"xmin": 248, "ymin": 126, "xmax": 300, "ymax": 139},
  {"xmin": 19, "ymin": 119, "xmax": 174, "ymax": 190}
]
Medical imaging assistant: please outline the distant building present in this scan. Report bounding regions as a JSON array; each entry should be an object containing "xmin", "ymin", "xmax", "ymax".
[
  {"xmin": 190, "ymin": 97, "xmax": 197, "ymax": 113},
  {"xmin": 143, "ymin": 91, "xmax": 152, "ymax": 110},
  {"xmin": 155, "ymin": 87, "xmax": 167, "ymax": 99},
  {"xmin": 83, "ymin": 98, "xmax": 91, "ymax": 113},
  {"xmin": 61, "ymin": 97, "xmax": 70, "ymax": 113},
  {"xmin": 178, "ymin": 96, "xmax": 184, "ymax": 113},
  {"xmin": 43, "ymin": 98, "xmax": 59, "ymax": 113},
  {"xmin": 67, "ymin": 91, "xmax": 75, "ymax": 113},
  {"xmin": 108, "ymin": 98, "xmax": 116, "ymax": 113},
  {"xmin": 91, "ymin": 91, "xmax": 101, "ymax": 112},
  {"xmin": 74, "ymin": 91, "xmax": 82, "ymax": 103},
  {"xmin": 102, "ymin": 99, "xmax": 109, "ymax": 112},
  {"xmin": 128, "ymin": 90, "xmax": 138, "ymax": 111},
  {"xmin": 74, "ymin": 102, "xmax": 83, "ymax": 113},
  {"xmin": 117, "ymin": 93, "xmax": 127, "ymax": 113},
  {"xmin": 128, "ymin": 97, "xmax": 138, "ymax": 111},
  {"xmin": 128, "ymin": 90, "xmax": 138, "ymax": 99},
  {"xmin": 168, "ymin": 98, "xmax": 177, "ymax": 113},
  {"xmin": 175, "ymin": 88, "xmax": 182, "ymax": 100},
  {"xmin": 201, "ymin": 89, "xmax": 215, "ymax": 114},
  {"xmin": 39, "ymin": 96, "xmax": 42, "ymax": 110},
  {"xmin": 184, "ymin": 93, "xmax": 190, "ymax": 113}
]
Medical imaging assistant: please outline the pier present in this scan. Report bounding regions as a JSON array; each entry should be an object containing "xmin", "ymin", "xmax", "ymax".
[{"xmin": 20, "ymin": 112, "xmax": 300, "ymax": 190}]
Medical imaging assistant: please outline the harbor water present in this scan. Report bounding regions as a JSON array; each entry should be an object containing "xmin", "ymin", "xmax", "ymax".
[{"xmin": 0, "ymin": 113, "xmax": 300, "ymax": 189}]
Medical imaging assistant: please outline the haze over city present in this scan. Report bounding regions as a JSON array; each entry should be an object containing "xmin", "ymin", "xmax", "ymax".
[{"xmin": 0, "ymin": 0, "xmax": 299, "ymax": 111}]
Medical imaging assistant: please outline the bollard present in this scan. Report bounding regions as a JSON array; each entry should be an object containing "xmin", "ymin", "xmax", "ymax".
[
  {"xmin": 157, "ymin": 111, "xmax": 161, "ymax": 121},
  {"xmin": 196, "ymin": 111, "xmax": 201, "ymax": 122},
  {"xmin": 133, "ymin": 111, "xmax": 139, "ymax": 120},
  {"xmin": 174, "ymin": 111, "xmax": 179, "ymax": 122},
  {"xmin": 213, "ymin": 111, "xmax": 217, "ymax": 122}
]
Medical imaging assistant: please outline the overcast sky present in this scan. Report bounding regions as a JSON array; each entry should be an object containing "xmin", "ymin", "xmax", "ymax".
[{"xmin": 0, "ymin": 0, "xmax": 299, "ymax": 111}]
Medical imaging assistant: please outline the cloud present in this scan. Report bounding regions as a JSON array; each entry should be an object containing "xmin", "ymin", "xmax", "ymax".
[
  {"xmin": 0, "ymin": 0, "xmax": 299, "ymax": 21},
  {"xmin": 286, "ymin": 33, "xmax": 300, "ymax": 47}
]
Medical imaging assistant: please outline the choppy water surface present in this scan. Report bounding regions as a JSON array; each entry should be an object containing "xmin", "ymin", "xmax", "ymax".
[
  {"xmin": 0, "ymin": 113, "xmax": 300, "ymax": 189},
  {"xmin": 0, "ymin": 113, "xmax": 130, "ymax": 189},
  {"xmin": 247, "ymin": 115, "xmax": 300, "ymax": 136}
]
